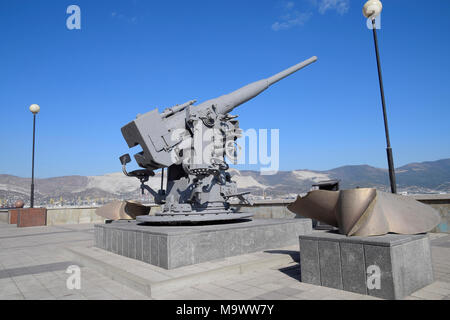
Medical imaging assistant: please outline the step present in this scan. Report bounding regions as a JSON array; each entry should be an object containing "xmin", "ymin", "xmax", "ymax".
[{"xmin": 66, "ymin": 244, "xmax": 299, "ymax": 298}]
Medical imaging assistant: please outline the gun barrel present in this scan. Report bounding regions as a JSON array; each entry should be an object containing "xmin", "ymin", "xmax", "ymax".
[
  {"xmin": 266, "ymin": 56, "xmax": 317, "ymax": 86},
  {"xmin": 213, "ymin": 56, "xmax": 317, "ymax": 114}
]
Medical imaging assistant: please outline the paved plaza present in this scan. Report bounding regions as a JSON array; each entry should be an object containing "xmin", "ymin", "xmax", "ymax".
[{"xmin": 0, "ymin": 222, "xmax": 449, "ymax": 300}]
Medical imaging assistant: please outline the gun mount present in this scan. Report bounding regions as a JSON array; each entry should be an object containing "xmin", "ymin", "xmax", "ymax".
[{"xmin": 120, "ymin": 56, "xmax": 317, "ymax": 223}]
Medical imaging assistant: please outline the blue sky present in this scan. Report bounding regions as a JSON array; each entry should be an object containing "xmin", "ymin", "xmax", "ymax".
[{"xmin": 1, "ymin": 0, "xmax": 449, "ymax": 178}]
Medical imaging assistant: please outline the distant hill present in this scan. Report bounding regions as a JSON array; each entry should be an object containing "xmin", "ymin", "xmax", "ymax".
[
  {"xmin": 395, "ymin": 159, "xmax": 450, "ymax": 190},
  {"xmin": 0, "ymin": 158, "xmax": 449, "ymax": 206}
]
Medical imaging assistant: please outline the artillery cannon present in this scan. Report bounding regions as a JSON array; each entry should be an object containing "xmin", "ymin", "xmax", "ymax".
[{"xmin": 120, "ymin": 56, "xmax": 317, "ymax": 222}]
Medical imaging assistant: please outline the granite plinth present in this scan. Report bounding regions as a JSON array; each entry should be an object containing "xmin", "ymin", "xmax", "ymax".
[
  {"xmin": 94, "ymin": 218, "xmax": 312, "ymax": 269},
  {"xmin": 299, "ymin": 231, "xmax": 434, "ymax": 300}
]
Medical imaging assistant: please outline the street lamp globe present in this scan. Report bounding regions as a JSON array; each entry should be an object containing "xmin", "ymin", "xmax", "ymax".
[
  {"xmin": 29, "ymin": 104, "xmax": 40, "ymax": 114},
  {"xmin": 363, "ymin": 0, "xmax": 382, "ymax": 19}
]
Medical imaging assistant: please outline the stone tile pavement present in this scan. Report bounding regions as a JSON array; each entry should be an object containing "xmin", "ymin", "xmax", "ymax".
[
  {"xmin": 0, "ymin": 223, "xmax": 150, "ymax": 300},
  {"xmin": 0, "ymin": 222, "xmax": 449, "ymax": 300}
]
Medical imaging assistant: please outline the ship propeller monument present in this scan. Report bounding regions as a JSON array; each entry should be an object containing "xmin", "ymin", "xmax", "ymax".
[{"xmin": 119, "ymin": 56, "xmax": 318, "ymax": 223}]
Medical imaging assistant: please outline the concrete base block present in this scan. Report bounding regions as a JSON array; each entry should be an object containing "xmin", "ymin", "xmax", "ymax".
[
  {"xmin": 95, "ymin": 218, "xmax": 312, "ymax": 269},
  {"xmin": 9, "ymin": 208, "xmax": 47, "ymax": 227},
  {"xmin": 299, "ymin": 232, "xmax": 434, "ymax": 300}
]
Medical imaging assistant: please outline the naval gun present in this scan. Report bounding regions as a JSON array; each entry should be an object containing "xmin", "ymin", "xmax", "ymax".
[{"xmin": 120, "ymin": 56, "xmax": 317, "ymax": 223}]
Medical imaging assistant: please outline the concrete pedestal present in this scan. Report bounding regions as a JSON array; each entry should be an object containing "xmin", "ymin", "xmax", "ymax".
[
  {"xmin": 299, "ymin": 231, "xmax": 434, "ymax": 300},
  {"xmin": 9, "ymin": 208, "xmax": 47, "ymax": 227},
  {"xmin": 94, "ymin": 218, "xmax": 312, "ymax": 269}
]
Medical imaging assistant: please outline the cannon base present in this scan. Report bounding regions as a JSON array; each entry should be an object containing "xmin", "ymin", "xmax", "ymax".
[{"xmin": 136, "ymin": 212, "xmax": 253, "ymax": 224}]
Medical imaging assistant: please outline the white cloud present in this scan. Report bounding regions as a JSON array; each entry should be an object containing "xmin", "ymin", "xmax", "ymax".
[
  {"xmin": 317, "ymin": 0, "xmax": 350, "ymax": 15},
  {"xmin": 272, "ymin": 1, "xmax": 313, "ymax": 31},
  {"xmin": 285, "ymin": 1, "xmax": 295, "ymax": 9},
  {"xmin": 271, "ymin": 0, "xmax": 350, "ymax": 31},
  {"xmin": 271, "ymin": 11, "xmax": 312, "ymax": 31},
  {"xmin": 110, "ymin": 12, "xmax": 138, "ymax": 24}
]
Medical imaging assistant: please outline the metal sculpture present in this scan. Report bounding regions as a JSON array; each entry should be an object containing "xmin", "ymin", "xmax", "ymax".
[
  {"xmin": 287, "ymin": 188, "xmax": 441, "ymax": 236},
  {"xmin": 95, "ymin": 200, "xmax": 150, "ymax": 221},
  {"xmin": 119, "ymin": 56, "xmax": 317, "ymax": 222}
]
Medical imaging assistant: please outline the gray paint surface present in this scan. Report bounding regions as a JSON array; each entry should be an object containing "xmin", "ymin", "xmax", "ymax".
[{"xmin": 120, "ymin": 57, "xmax": 317, "ymax": 221}]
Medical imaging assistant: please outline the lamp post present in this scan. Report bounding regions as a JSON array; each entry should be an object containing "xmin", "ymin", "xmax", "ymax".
[
  {"xmin": 29, "ymin": 104, "xmax": 40, "ymax": 207},
  {"xmin": 363, "ymin": 0, "xmax": 397, "ymax": 194}
]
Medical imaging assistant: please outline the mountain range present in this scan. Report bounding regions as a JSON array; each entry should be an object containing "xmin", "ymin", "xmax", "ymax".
[{"xmin": 1, "ymin": 158, "xmax": 449, "ymax": 206}]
